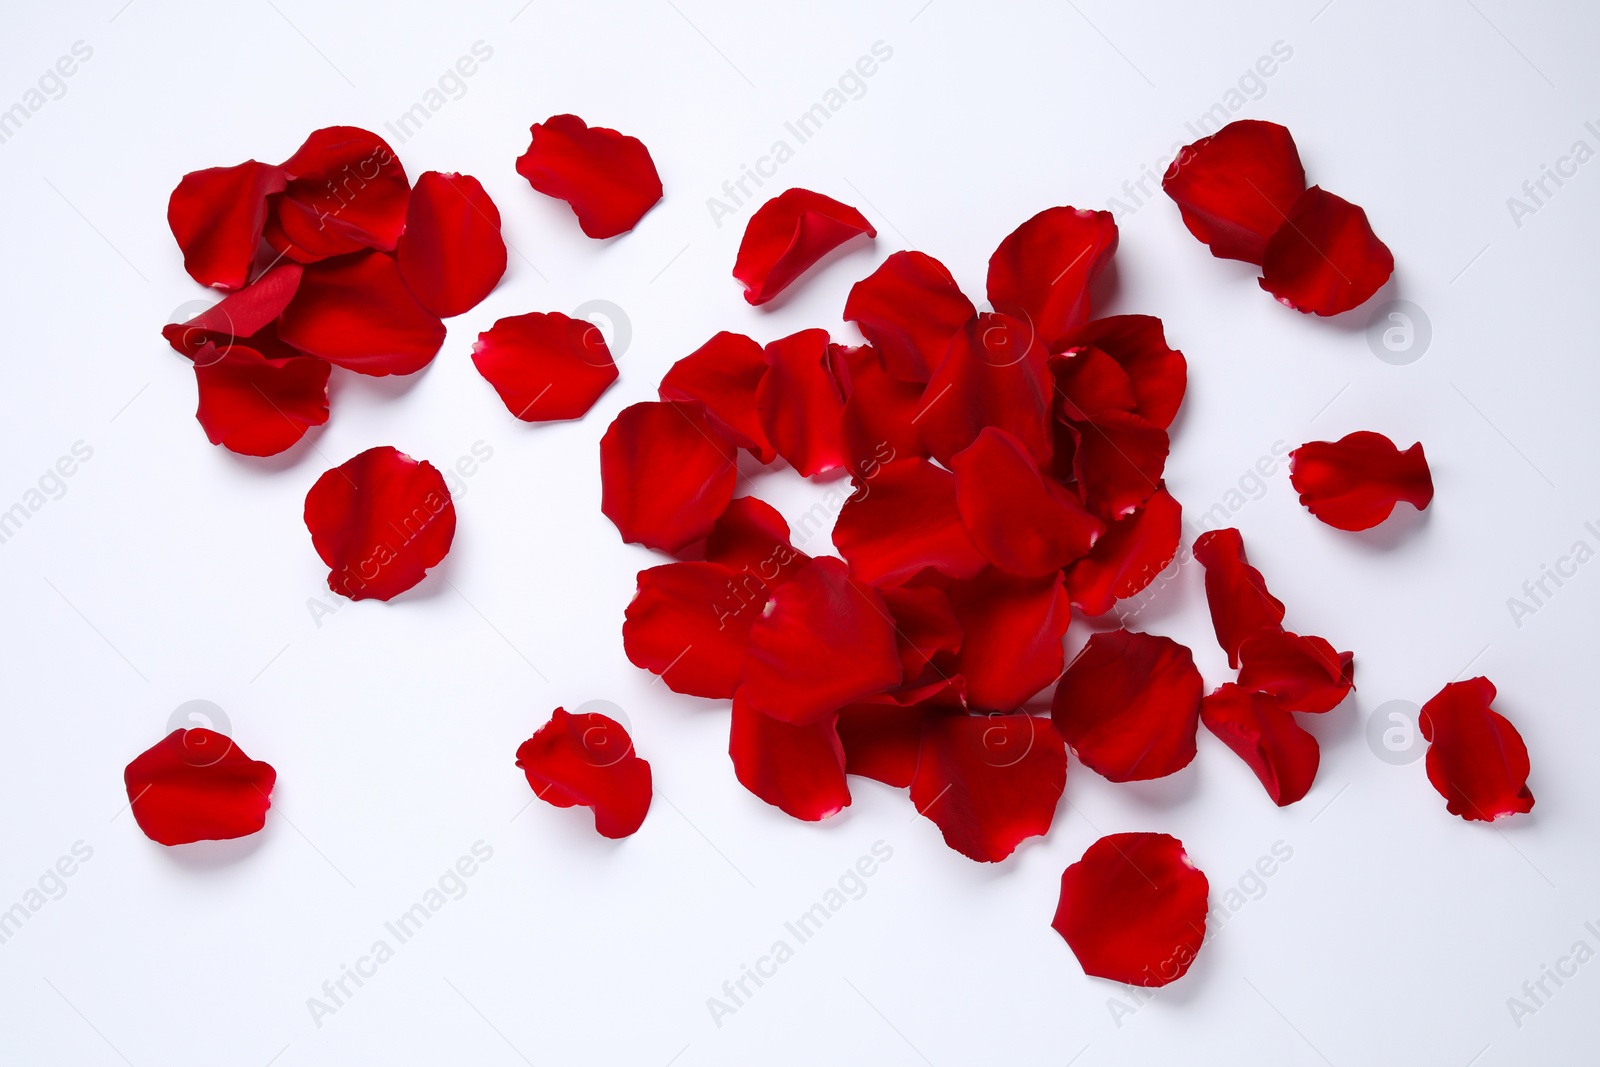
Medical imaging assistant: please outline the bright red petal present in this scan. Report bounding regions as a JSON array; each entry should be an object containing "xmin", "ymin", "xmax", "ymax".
[
  {"xmin": 843, "ymin": 250, "xmax": 975, "ymax": 382},
  {"xmin": 1068, "ymin": 409, "xmax": 1170, "ymax": 521},
  {"xmin": 1289, "ymin": 432, "xmax": 1433, "ymax": 531},
  {"xmin": 623, "ymin": 561, "xmax": 755, "ymax": 699},
  {"xmin": 1259, "ymin": 186, "xmax": 1394, "ymax": 315},
  {"xmin": 729, "ymin": 698, "xmax": 850, "ymax": 821},
  {"xmin": 515, "ymin": 114, "xmax": 662, "ymax": 238},
  {"xmin": 1052, "ymin": 629, "xmax": 1202, "ymax": 782},
  {"xmin": 833, "ymin": 342, "xmax": 929, "ymax": 478},
  {"xmin": 918, "ymin": 312, "xmax": 1053, "ymax": 466},
  {"xmin": 1419, "ymin": 677, "xmax": 1534, "ymax": 822},
  {"xmin": 1192, "ymin": 528, "xmax": 1286, "ymax": 669},
  {"xmin": 276, "ymin": 126, "xmax": 410, "ymax": 258},
  {"xmin": 1065, "ymin": 486, "xmax": 1182, "ymax": 616},
  {"xmin": 880, "ymin": 584, "xmax": 963, "ymax": 685},
  {"xmin": 515, "ymin": 707, "xmax": 652, "ymax": 839},
  {"xmin": 471, "ymin": 311, "xmax": 618, "ymax": 421},
  {"xmin": 1201, "ymin": 683, "xmax": 1320, "ymax": 806},
  {"xmin": 837, "ymin": 678, "xmax": 965, "ymax": 788},
  {"xmin": 1050, "ymin": 345, "xmax": 1137, "ymax": 422},
  {"xmin": 832, "ymin": 458, "xmax": 987, "ymax": 587},
  {"xmin": 395, "ymin": 171, "xmax": 507, "ymax": 317},
  {"xmin": 910, "ymin": 712, "xmax": 1066, "ymax": 862},
  {"xmin": 986, "ymin": 207, "xmax": 1117, "ymax": 349},
  {"xmin": 599, "ymin": 401, "xmax": 737, "ymax": 552},
  {"xmin": 276, "ymin": 251, "xmax": 446, "ymax": 376},
  {"xmin": 125, "ymin": 730, "xmax": 275, "ymax": 846},
  {"xmin": 756, "ymin": 329, "xmax": 847, "ymax": 476},
  {"xmin": 952, "ymin": 427, "xmax": 1103, "ymax": 576},
  {"xmin": 659, "ymin": 331, "xmax": 774, "ymax": 462},
  {"xmin": 193, "ymin": 342, "xmax": 329, "ymax": 457},
  {"xmin": 1162, "ymin": 120, "xmax": 1306, "ymax": 265},
  {"xmin": 1236, "ymin": 630, "xmax": 1354, "ymax": 714},
  {"xmin": 167, "ymin": 161, "xmax": 286, "ymax": 290},
  {"xmin": 733, "ymin": 188, "xmax": 875, "ymax": 306},
  {"xmin": 948, "ymin": 569, "xmax": 1072, "ymax": 712},
  {"xmin": 1053, "ymin": 315, "xmax": 1187, "ymax": 430},
  {"xmin": 163, "ymin": 264, "xmax": 304, "ymax": 358},
  {"xmin": 705, "ymin": 496, "xmax": 811, "ymax": 588}
]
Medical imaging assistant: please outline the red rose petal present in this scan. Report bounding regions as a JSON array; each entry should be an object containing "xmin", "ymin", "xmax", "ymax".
[
  {"xmin": 599, "ymin": 401, "xmax": 737, "ymax": 552},
  {"xmin": 734, "ymin": 187, "xmax": 876, "ymax": 306},
  {"xmin": 167, "ymin": 161, "xmax": 287, "ymax": 290},
  {"xmin": 1051, "ymin": 629, "xmax": 1203, "ymax": 782},
  {"xmin": 1064, "ymin": 485, "xmax": 1183, "ymax": 616},
  {"xmin": 918, "ymin": 312, "xmax": 1053, "ymax": 466},
  {"xmin": 837, "ymin": 678, "xmax": 965, "ymax": 788},
  {"xmin": 1050, "ymin": 345, "xmax": 1137, "ymax": 422},
  {"xmin": 729, "ymin": 698, "xmax": 850, "ymax": 821},
  {"xmin": 192, "ymin": 342, "xmax": 330, "ymax": 457},
  {"xmin": 952, "ymin": 427, "xmax": 1104, "ymax": 577},
  {"xmin": 395, "ymin": 171, "xmax": 507, "ymax": 318},
  {"xmin": 1054, "ymin": 315, "xmax": 1188, "ymax": 430},
  {"xmin": 1200, "ymin": 683, "xmax": 1320, "ymax": 806},
  {"xmin": 1289, "ymin": 431, "xmax": 1434, "ymax": 531},
  {"xmin": 124, "ymin": 729, "xmax": 276, "ymax": 846},
  {"xmin": 1420, "ymin": 677, "xmax": 1535, "ymax": 822},
  {"xmin": 303, "ymin": 445, "xmax": 456, "ymax": 601},
  {"xmin": 1192, "ymin": 527, "xmax": 1287, "ymax": 669},
  {"xmin": 832, "ymin": 458, "xmax": 987, "ymax": 587},
  {"xmin": 623, "ymin": 561, "xmax": 755, "ymax": 699},
  {"xmin": 659, "ymin": 331, "xmax": 775, "ymax": 462},
  {"xmin": 276, "ymin": 126, "xmax": 410, "ymax": 258},
  {"xmin": 1053, "ymin": 832, "xmax": 1209, "ymax": 986},
  {"xmin": 948, "ymin": 569, "xmax": 1072, "ymax": 712},
  {"xmin": 880, "ymin": 583, "xmax": 963, "ymax": 685},
  {"xmin": 1162, "ymin": 120, "xmax": 1306, "ymax": 265},
  {"xmin": 705, "ymin": 496, "xmax": 811, "ymax": 588},
  {"xmin": 910, "ymin": 712, "xmax": 1067, "ymax": 862},
  {"xmin": 986, "ymin": 206, "xmax": 1117, "ymax": 349},
  {"xmin": 1069, "ymin": 409, "xmax": 1170, "ymax": 521},
  {"xmin": 833, "ymin": 342, "xmax": 929, "ymax": 478},
  {"xmin": 1259, "ymin": 186, "xmax": 1394, "ymax": 316},
  {"xmin": 471, "ymin": 311, "xmax": 618, "ymax": 421},
  {"xmin": 756, "ymin": 328, "xmax": 848, "ymax": 476},
  {"xmin": 1236, "ymin": 630, "xmax": 1354, "ymax": 714},
  {"xmin": 739, "ymin": 556, "xmax": 902, "ymax": 726},
  {"xmin": 515, "ymin": 114, "xmax": 663, "ymax": 239},
  {"xmin": 843, "ymin": 250, "xmax": 975, "ymax": 382},
  {"xmin": 163, "ymin": 263, "xmax": 305, "ymax": 358},
  {"xmin": 277, "ymin": 251, "xmax": 446, "ymax": 376},
  {"xmin": 515, "ymin": 707, "xmax": 652, "ymax": 839}
]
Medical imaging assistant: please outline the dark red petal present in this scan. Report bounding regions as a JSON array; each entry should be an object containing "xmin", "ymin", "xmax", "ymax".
[
  {"xmin": 276, "ymin": 127, "xmax": 410, "ymax": 257},
  {"xmin": 162, "ymin": 264, "xmax": 305, "ymax": 358},
  {"xmin": 729, "ymin": 698, "xmax": 850, "ymax": 821},
  {"xmin": 1192, "ymin": 528, "xmax": 1287, "ymax": 669},
  {"xmin": 918, "ymin": 312, "xmax": 1053, "ymax": 466},
  {"xmin": 1052, "ymin": 833, "xmax": 1209, "ymax": 986},
  {"xmin": 880, "ymin": 584, "xmax": 963, "ymax": 685},
  {"xmin": 756, "ymin": 329, "xmax": 847, "ymax": 476},
  {"xmin": 303, "ymin": 446, "xmax": 456, "ymax": 601},
  {"xmin": 910, "ymin": 712, "xmax": 1066, "ymax": 862},
  {"xmin": 623, "ymin": 561, "xmax": 755, "ymax": 699},
  {"xmin": 1053, "ymin": 315, "xmax": 1188, "ymax": 430},
  {"xmin": 1069, "ymin": 409, "xmax": 1170, "ymax": 521},
  {"xmin": 843, "ymin": 250, "xmax": 975, "ymax": 382},
  {"xmin": 193, "ymin": 343, "xmax": 329, "ymax": 457},
  {"xmin": 1162, "ymin": 120, "xmax": 1306, "ymax": 265},
  {"xmin": 952, "ymin": 427, "xmax": 1104, "ymax": 577},
  {"xmin": 1052, "ymin": 629, "xmax": 1202, "ymax": 782},
  {"xmin": 471, "ymin": 311, "xmax": 618, "ymax": 421},
  {"xmin": 1259, "ymin": 186, "xmax": 1394, "ymax": 316},
  {"xmin": 599, "ymin": 401, "xmax": 737, "ymax": 552},
  {"xmin": 1200, "ymin": 683, "xmax": 1320, "ymax": 806},
  {"xmin": 125, "ymin": 729, "xmax": 275, "ymax": 846},
  {"xmin": 659, "ymin": 331, "xmax": 774, "ymax": 462},
  {"xmin": 704, "ymin": 496, "xmax": 811, "ymax": 588},
  {"xmin": 167, "ymin": 161, "xmax": 287, "ymax": 290},
  {"xmin": 739, "ymin": 557, "xmax": 902, "ymax": 725},
  {"xmin": 838, "ymin": 678, "xmax": 965, "ymax": 788},
  {"xmin": 832, "ymin": 459, "xmax": 987, "ymax": 587},
  {"xmin": 1419, "ymin": 677, "xmax": 1534, "ymax": 822},
  {"xmin": 1289, "ymin": 432, "xmax": 1434, "ymax": 531},
  {"xmin": 1065, "ymin": 486, "xmax": 1182, "ymax": 616},
  {"xmin": 276, "ymin": 251, "xmax": 446, "ymax": 376},
  {"xmin": 395, "ymin": 171, "xmax": 507, "ymax": 318},
  {"xmin": 1236, "ymin": 630, "xmax": 1354, "ymax": 714},
  {"xmin": 833, "ymin": 342, "xmax": 929, "ymax": 478},
  {"xmin": 515, "ymin": 707, "xmax": 652, "ymax": 839},
  {"xmin": 514, "ymin": 114, "xmax": 662, "ymax": 239},
  {"xmin": 986, "ymin": 207, "xmax": 1117, "ymax": 349},
  {"xmin": 733, "ymin": 188, "xmax": 876, "ymax": 306},
  {"xmin": 1050, "ymin": 345, "xmax": 1137, "ymax": 422},
  {"xmin": 948, "ymin": 569, "xmax": 1072, "ymax": 713}
]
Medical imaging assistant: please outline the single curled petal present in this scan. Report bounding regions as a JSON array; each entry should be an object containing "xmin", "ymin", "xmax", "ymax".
[
  {"xmin": 515, "ymin": 114, "xmax": 663, "ymax": 238},
  {"xmin": 734, "ymin": 188, "xmax": 875, "ymax": 306},
  {"xmin": 833, "ymin": 342, "xmax": 929, "ymax": 478},
  {"xmin": 1236, "ymin": 630, "xmax": 1354, "ymax": 714},
  {"xmin": 472, "ymin": 311, "xmax": 618, "ymax": 421},
  {"xmin": 599, "ymin": 401, "xmax": 737, "ymax": 552},
  {"xmin": 167, "ymin": 161, "xmax": 287, "ymax": 290},
  {"xmin": 729, "ymin": 698, "xmax": 850, "ymax": 821},
  {"xmin": 918, "ymin": 312, "xmax": 1053, "ymax": 466},
  {"xmin": 1419, "ymin": 677, "xmax": 1534, "ymax": 822},
  {"xmin": 659, "ymin": 331, "xmax": 774, "ymax": 462},
  {"xmin": 124, "ymin": 729, "xmax": 276, "ymax": 846},
  {"xmin": 1192, "ymin": 528, "xmax": 1286, "ymax": 669},
  {"xmin": 276, "ymin": 126, "xmax": 410, "ymax": 258},
  {"xmin": 952, "ymin": 427, "xmax": 1104, "ymax": 577},
  {"xmin": 1200, "ymin": 683, "xmax": 1320, "ymax": 806},
  {"xmin": 832, "ymin": 459, "xmax": 987, "ymax": 587},
  {"xmin": 948, "ymin": 569, "xmax": 1072, "ymax": 713},
  {"xmin": 395, "ymin": 171, "xmax": 507, "ymax": 318},
  {"xmin": 277, "ymin": 251, "xmax": 446, "ymax": 376},
  {"xmin": 1289, "ymin": 431, "xmax": 1433, "ymax": 531},
  {"xmin": 515, "ymin": 707, "xmax": 652, "ymax": 839},
  {"xmin": 1068, "ymin": 409, "xmax": 1169, "ymax": 521},
  {"xmin": 1052, "ymin": 833, "xmax": 1209, "ymax": 986},
  {"xmin": 163, "ymin": 264, "xmax": 305, "ymax": 358},
  {"xmin": 1162, "ymin": 120, "xmax": 1306, "ymax": 265},
  {"xmin": 1064, "ymin": 485, "xmax": 1182, "ymax": 616},
  {"xmin": 623, "ymin": 561, "xmax": 756, "ymax": 699},
  {"xmin": 910, "ymin": 712, "xmax": 1067, "ymax": 862},
  {"xmin": 193, "ymin": 342, "xmax": 329, "ymax": 457},
  {"xmin": 837, "ymin": 678, "xmax": 965, "ymax": 788},
  {"xmin": 1259, "ymin": 186, "xmax": 1394, "ymax": 316},
  {"xmin": 303, "ymin": 446, "xmax": 456, "ymax": 601},
  {"xmin": 756, "ymin": 329, "xmax": 847, "ymax": 476},
  {"xmin": 1052, "ymin": 629, "xmax": 1203, "ymax": 782},
  {"xmin": 1053, "ymin": 315, "xmax": 1187, "ymax": 430},
  {"xmin": 843, "ymin": 250, "xmax": 975, "ymax": 382},
  {"xmin": 705, "ymin": 496, "xmax": 811, "ymax": 588},
  {"xmin": 986, "ymin": 206, "xmax": 1117, "ymax": 349}
]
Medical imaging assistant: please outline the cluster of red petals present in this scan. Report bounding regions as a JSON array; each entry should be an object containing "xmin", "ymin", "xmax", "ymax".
[
  {"xmin": 516, "ymin": 707, "xmax": 653, "ymax": 838},
  {"xmin": 1163, "ymin": 120, "xmax": 1394, "ymax": 315},
  {"xmin": 1419, "ymin": 678, "xmax": 1534, "ymax": 822},
  {"xmin": 516, "ymin": 114, "xmax": 663, "ymax": 238},
  {"xmin": 1289, "ymin": 432, "xmax": 1434, "ymax": 531},
  {"xmin": 124, "ymin": 729, "xmax": 276, "ymax": 846},
  {"xmin": 733, "ymin": 188, "xmax": 876, "ymax": 305}
]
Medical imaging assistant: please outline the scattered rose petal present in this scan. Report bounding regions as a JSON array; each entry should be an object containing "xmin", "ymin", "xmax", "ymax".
[
  {"xmin": 948, "ymin": 568, "xmax": 1072, "ymax": 713},
  {"xmin": 167, "ymin": 161, "xmax": 287, "ymax": 290},
  {"xmin": 515, "ymin": 114, "xmax": 663, "ymax": 238},
  {"xmin": 832, "ymin": 458, "xmax": 987, "ymax": 587},
  {"xmin": 1200, "ymin": 683, "xmax": 1320, "ymax": 806},
  {"xmin": 395, "ymin": 171, "xmax": 507, "ymax": 318},
  {"xmin": 729, "ymin": 698, "xmax": 850, "ymax": 821},
  {"xmin": 276, "ymin": 251, "xmax": 446, "ymax": 376},
  {"xmin": 659, "ymin": 331, "xmax": 774, "ymax": 462},
  {"xmin": 843, "ymin": 250, "xmax": 975, "ymax": 382},
  {"xmin": 276, "ymin": 126, "xmax": 410, "ymax": 258},
  {"xmin": 125, "ymin": 729, "xmax": 276, "ymax": 846},
  {"xmin": 623, "ymin": 561, "xmax": 756, "ymax": 699},
  {"xmin": 910, "ymin": 712, "xmax": 1067, "ymax": 862},
  {"xmin": 1192, "ymin": 528, "xmax": 1286, "ymax": 669},
  {"xmin": 472, "ymin": 311, "xmax": 618, "ymax": 421},
  {"xmin": 193, "ymin": 342, "xmax": 329, "ymax": 457},
  {"xmin": 918, "ymin": 312, "xmax": 1053, "ymax": 466},
  {"xmin": 1052, "ymin": 629, "xmax": 1203, "ymax": 782},
  {"xmin": 952, "ymin": 427, "xmax": 1104, "ymax": 577},
  {"xmin": 1236, "ymin": 630, "xmax": 1354, "ymax": 714},
  {"xmin": 599, "ymin": 401, "xmax": 737, "ymax": 552},
  {"xmin": 756, "ymin": 329, "xmax": 847, "ymax": 476},
  {"xmin": 1054, "ymin": 315, "xmax": 1187, "ymax": 430},
  {"xmin": 1064, "ymin": 486, "xmax": 1182, "ymax": 616},
  {"xmin": 986, "ymin": 206, "xmax": 1117, "ymax": 349},
  {"xmin": 1162, "ymin": 120, "xmax": 1306, "ymax": 265},
  {"xmin": 1259, "ymin": 186, "xmax": 1394, "ymax": 315},
  {"xmin": 516, "ymin": 707, "xmax": 652, "ymax": 839},
  {"xmin": 733, "ymin": 188, "xmax": 876, "ymax": 306},
  {"xmin": 1289, "ymin": 431, "xmax": 1433, "ymax": 531},
  {"xmin": 1419, "ymin": 677, "xmax": 1534, "ymax": 822}
]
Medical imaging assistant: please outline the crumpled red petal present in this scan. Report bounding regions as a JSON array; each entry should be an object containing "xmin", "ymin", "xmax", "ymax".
[
  {"xmin": 303, "ymin": 445, "xmax": 456, "ymax": 601},
  {"xmin": 623, "ymin": 561, "xmax": 755, "ymax": 699},
  {"xmin": 1053, "ymin": 315, "xmax": 1187, "ymax": 430},
  {"xmin": 1064, "ymin": 485, "xmax": 1182, "ymax": 616},
  {"xmin": 599, "ymin": 401, "xmax": 737, "ymax": 552},
  {"xmin": 1068, "ymin": 409, "xmax": 1169, "ymax": 521},
  {"xmin": 831, "ymin": 458, "xmax": 987, "ymax": 587},
  {"xmin": 1162, "ymin": 119, "xmax": 1306, "ymax": 265},
  {"xmin": 275, "ymin": 126, "xmax": 410, "ymax": 258},
  {"xmin": 704, "ymin": 496, "xmax": 810, "ymax": 588},
  {"xmin": 125, "ymin": 729, "xmax": 275, "ymax": 846},
  {"xmin": 163, "ymin": 263, "xmax": 305, "ymax": 358},
  {"xmin": 837, "ymin": 678, "xmax": 965, "ymax": 788},
  {"xmin": 395, "ymin": 171, "xmax": 507, "ymax": 318},
  {"xmin": 167, "ymin": 160, "xmax": 287, "ymax": 290},
  {"xmin": 952, "ymin": 427, "xmax": 1103, "ymax": 577},
  {"xmin": 1052, "ymin": 832, "xmax": 1209, "ymax": 986},
  {"xmin": 1200, "ymin": 683, "xmax": 1320, "ymax": 806},
  {"xmin": 986, "ymin": 207, "xmax": 1117, "ymax": 349},
  {"xmin": 276, "ymin": 251, "xmax": 446, "ymax": 376},
  {"xmin": 1192, "ymin": 528, "xmax": 1286, "ymax": 669},
  {"xmin": 948, "ymin": 569, "xmax": 1072, "ymax": 713},
  {"xmin": 756, "ymin": 329, "xmax": 847, "ymax": 476},
  {"xmin": 910, "ymin": 712, "xmax": 1066, "ymax": 862},
  {"xmin": 918, "ymin": 312, "xmax": 1053, "ymax": 466},
  {"xmin": 1419, "ymin": 677, "xmax": 1534, "ymax": 822},
  {"xmin": 515, "ymin": 114, "xmax": 663, "ymax": 239},
  {"xmin": 659, "ymin": 331, "xmax": 774, "ymax": 462},
  {"xmin": 843, "ymin": 250, "xmax": 975, "ymax": 382},
  {"xmin": 1051, "ymin": 629, "xmax": 1202, "ymax": 782},
  {"xmin": 1259, "ymin": 186, "xmax": 1394, "ymax": 316},
  {"xmin": 833, "ymin": 342, "xmax": 929, "ymax": 478},
  {"xmin": 192, "ymin": 342, "xmax": 329, "ymax": 457},
  {"xmin": 1236, "ymin": 630, "xmax": 1354, "ymax": 714},
  {"xmin": 471, "ymin": 311, "xmax": 618, "ymax": 421},
  {"xmin": 515, "ymin": 707, "xmax": 652, "ymax": 839},
  {"xmin": 733, "ymin": 188, "xmax": 875, "ymax": 306},
  {"xmin": 730, "ymin": 698, "xmax": 850, "ymax": 821},
  {"xmin": 1289, "ymin": 432, "xmax": 1433, "ymax": 531}
]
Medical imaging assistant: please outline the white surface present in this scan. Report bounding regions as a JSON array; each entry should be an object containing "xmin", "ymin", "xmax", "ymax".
[{"xmin": 2, "ymin": 0, "xmax": 1597, "ymax": 1063}]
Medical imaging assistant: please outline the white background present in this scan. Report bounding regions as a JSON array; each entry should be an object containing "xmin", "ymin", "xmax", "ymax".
[{"xmin": 2, "ymin": 0, "xmax": 1598, "ymax": 1063}]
